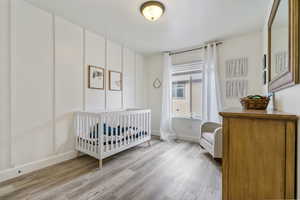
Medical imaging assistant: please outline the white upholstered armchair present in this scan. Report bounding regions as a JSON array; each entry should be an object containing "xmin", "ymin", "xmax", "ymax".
[{"xmin": 199, "ymin": 122, "xmax": 222, "ymax": 158}]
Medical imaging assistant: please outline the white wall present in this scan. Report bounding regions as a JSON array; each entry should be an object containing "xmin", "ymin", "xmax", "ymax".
[
  {"xmin": 0, "ymin": 0, "xmax": 11, "ymax": 171},
  {"xmin": 107, "ymin": 40, "xmax": 122, "ymax": 110},
  {"xmin": 145, "ymin": 54, "xmax": 164, "ymax": 135},
  {"xmin": 54, "ymin": 16, "xmax": 83, "ymax": 154},
  {"xmin": 136, "ymin": 54, "xmax": 148, "ymax": 108},
  {"xmin": 219, "ymin": 32, "xmax": 263, "ymax": 108},
  {"xmin": 85, "ymin": 30, "xmax": 106, "ymax": 111},
  {"xmin": 123, "ymin": 47, "xmax": 136, "ymax": 108},
  {"xmin": 171, "ymin": 49, "xmax": 202, "ymax": 65},
  {"xmin": 0, "ymin": 0, "xmax": 147, "ymax": 182},
  {"xmin": 146, "ymin": 32, "xmax": 264, "ymax": 141},
  {"xmin": 262, "ymin": 0, "xmax": 300, "ymax": 196},
  {"xmin": 12, "ymin": 0, "xmax": 54, "ymax": 166}
]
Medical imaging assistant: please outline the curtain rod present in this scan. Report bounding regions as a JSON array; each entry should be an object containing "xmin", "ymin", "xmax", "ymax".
[{"xmin": 168, "ymin": 42, "xmax": 223, "ymax": 56}]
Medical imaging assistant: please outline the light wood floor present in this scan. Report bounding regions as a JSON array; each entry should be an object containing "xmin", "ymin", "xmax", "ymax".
[{"xmin": 0, "ymin": 139, "xmax": 221, "ymax": 200}]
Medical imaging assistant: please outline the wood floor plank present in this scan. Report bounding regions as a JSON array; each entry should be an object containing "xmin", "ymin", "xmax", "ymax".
[{"xmin": 0, "ymin": 139, "xmax": 221, "ymax": 200}]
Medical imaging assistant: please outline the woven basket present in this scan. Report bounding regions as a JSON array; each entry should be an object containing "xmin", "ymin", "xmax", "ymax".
[{"xmin": 240, "ymin": 96, "xmax": 270, "ymax": 110}]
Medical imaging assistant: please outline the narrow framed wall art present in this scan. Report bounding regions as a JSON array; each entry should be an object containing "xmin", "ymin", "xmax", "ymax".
[
  {"xmin": 88, "ymin": 65, "xmax": 105, "ymax": 90},
  {"xmin": 109, "ymin": 70, "xmax": 122, "ymax": 91}
]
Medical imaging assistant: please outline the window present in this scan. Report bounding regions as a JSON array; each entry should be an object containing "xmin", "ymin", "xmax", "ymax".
[
  {"xmin": 172, "ymin": 83, "xmax": 185, "ymax": 99},
  {"xmin": 172, "ymin": 62, "xmax": 202, "ymax": 119}
]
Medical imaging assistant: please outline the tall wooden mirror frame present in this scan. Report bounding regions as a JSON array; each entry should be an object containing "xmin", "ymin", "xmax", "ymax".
[{"xmin": 268, "ymin": 0, "xmax": 299, "ymax": 92}]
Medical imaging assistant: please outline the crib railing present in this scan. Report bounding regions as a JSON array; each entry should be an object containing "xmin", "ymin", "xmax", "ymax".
[{"xmin": 74, "ymin": 109, "xmax": 151, "ymax": 159}]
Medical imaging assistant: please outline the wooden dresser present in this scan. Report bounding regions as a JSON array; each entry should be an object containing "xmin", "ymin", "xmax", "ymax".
[{"xmin": 219, "ymin": 108, "xmax": 298, "ymax": 200}]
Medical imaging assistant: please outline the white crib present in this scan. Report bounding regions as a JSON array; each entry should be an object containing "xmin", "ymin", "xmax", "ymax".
[{"xmin": 74, "ymin": 109, "xmax": 151, "ymax": 168}]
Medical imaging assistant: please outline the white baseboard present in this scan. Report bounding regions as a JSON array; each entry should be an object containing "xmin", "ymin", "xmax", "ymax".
[
  {"xmin": 151, "ymin": 130, "xmax": 199, "ymax": 143},
  {"xmin": 176, "ymin": 135, "xmax": 199, "ymax": 143},
  {"xmin": 152, "ymin": 130, "xmax": 160, "ymax": 136},
  {"xmin": 0, "ymin": 151, "xmax": 78, "ymax": 183}
]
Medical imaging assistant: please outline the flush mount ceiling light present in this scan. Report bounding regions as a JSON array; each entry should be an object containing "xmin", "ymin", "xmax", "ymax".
[{"xmin": 140, "ymin": 1, "xmax": 165, "ymax": 21}]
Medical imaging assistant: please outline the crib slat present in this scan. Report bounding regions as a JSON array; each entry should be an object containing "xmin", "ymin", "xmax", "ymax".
[
  {"xmin": 140, "ymin": 112, "xmax": 142, "ymax": 140},
  {"xmin": 147, "ymin": 112, "xmax": 149, "ymax": 139},
  {"xmin": 87, "ymin": 113, "xmax": 90, "ymax": 151},
  {"xmin": 132, "ymin": 113, "xmax": 134, "ymax": 143},
  {"xmin": 131, "ymin": 113, "xmax": 134, "ymax": 144},
  {"xmin": 137, "ymin": 113, "xmax": 139, "ymax": 141},
  {"xmin": 92, "ymin": 115, "xmax": 96, "ymax": 154},
  {"xmin": 142, "ymin": 112, "xmax": 144, "ymax": 140},
  {"xmin": 114, "ymin": 113, "xmax": 116, "ymax": 150},
  {"xmin": 89, "ymin": 114, "xmax": 92, "ymax": 153},
  {"xmin": 143, "ymin": 112, "xmax": 146, "ymax": 140},
  {"xmin": 117, "ymin": 113, "xmax": 120, "ymax": 148},
  {"xmin": 145, "ymin": 112, "xmax": 147, "ymax": 139},
  {"xmin": 122, "ymin": 113, "xmax": 125, "ymax": 146},
  {"xmin": 90, "ymin": 114, "xmax": 93, "ymax": 153},
  {"xmin": 81, "ymin": 113, "xmax": 84, "ymax": 151},
  {"xmin": 139, "ymin": 113, "xmax": 141, "ymax": 140},
  {"xmin": 84, "ymin": 113, "xmax": 87, "ymax": 151},
  {"xmin": 143, "ymin": 112, "xmax": 145, "ymax": 140},
  {"xmin": 118, "ymin": 113, "xmax": 124, "ymax": 148},
  {"xmin": 144, "ymin": 112, "xmax": 146, "ymax": 139},
  {"xmin": 128, "ymin": 113, "xmax": 130, "ymax": 144},
  {"xmin": 95, "ymin": 115, "xmax": 97, "ymax": 154},
  {"xmin": 113, "ymin": 113, "xmax": 116, "ymax": 151},
  {"xmin": 92, "ymin": 114, "xmax": 95, "ymax": 153},
  {"xmin": 125, "ymin": 113, "xmax": 128, "ymax": 145},
  {"xmin": 77, "ymin": 114, "xmax": 80, "ymax": 150},
  {"xmin": 75, "ymin": 113, "xmax": 78, "ymax": 149},
  {"xmin": 112, "ymin": 113, "xmax": 115, "ymax": 150},
  {"xmin": 149, "ymin": 111, "xmax": 151, "ymax": 138},
  {"xmin": 99, "ymin": 115, "xmax": 103, "ymax": 159},
  {"xmin": 127, "ymin": 113, "xmax": 130, "ymax": 145},
  {"xmin": 110, "ymin": 113, "xmax": 114, "ymax": 152},
  {"xmin": 105, "ymin": 114, "xmax": 108, "ymax": 152},
  {"xmin": 74, "ymin": 113, "xmax": 78, "ymax": 149},
  {"xmin": 135, "ymin": 113, "xmax": 138, "ymax": 142},
  {"xmin": 117, "ymin": 113, "xmax": 119, "ymax": 148},
  {"xmin": 85, "ymin": 114, "xmax": 91, "ymax": 151},
  {"xmin": 133, "ymin": 113, "xmax": 135, "ymax": 142},
  {"xmin": 79, "ymin": 114, "xmax": 82, "ymax": 150},
  {"xmin": 145, "ymin": 112, "xmax": 147, "ymax": 140},
  {"xmin": 96, "ymin": 114, "xmax": 99, "ymax": 154},
  {"xmin": 83, "ymin": 113, "xmax": 86, "ymax": 151},
  {"xmin": 118, "ymin": 113, "xmax": 120, "ymax": 148}
]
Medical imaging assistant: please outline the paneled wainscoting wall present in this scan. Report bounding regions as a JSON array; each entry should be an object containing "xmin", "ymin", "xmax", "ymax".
[{"xmin": 0, "ymin": 0, "xmax": 148, "ymax": 182}]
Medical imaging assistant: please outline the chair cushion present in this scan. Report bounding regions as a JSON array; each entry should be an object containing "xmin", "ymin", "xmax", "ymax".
[{"xmin": 202, "ymin": 132, "xmax": 214, "ymax": 145}]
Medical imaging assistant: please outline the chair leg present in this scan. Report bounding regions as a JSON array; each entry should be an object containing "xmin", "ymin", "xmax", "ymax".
[
  {"xmin": 98, "ymin": 159, "xmax": 102, "ymax": 169},
  {"xmin": 147, "ymin": 140, "xmax": 151, "ymax": 147}
]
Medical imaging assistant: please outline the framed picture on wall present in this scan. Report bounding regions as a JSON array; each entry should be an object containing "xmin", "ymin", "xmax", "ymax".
[
  {"xmin": 263, "ymin": 54, "xmax": 267, "ymax": 70},
  {"xmin": 263, "ymin": 70, "xmax": 267, "ymax": 85},
  {"xmin": 88, "ymin": 65, "xmax": 105, "ymax": 90},
  {"xmin": 109, "ymin": 70, "xmax": 122, "ymax": 91}
]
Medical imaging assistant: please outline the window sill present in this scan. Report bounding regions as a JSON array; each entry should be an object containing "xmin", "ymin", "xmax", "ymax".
[{"xmin": 172, "ymin": 117, "xmax": 202, "ymax": 121}]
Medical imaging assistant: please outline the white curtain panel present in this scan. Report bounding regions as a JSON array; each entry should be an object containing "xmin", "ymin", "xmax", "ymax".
[
  {"xmin": 202, "ymin": 44, "xmax": 223, "ymax": 123},
  {"xmin": 160, "ymin": 53, "xmax": 175, "ymax": 141}
]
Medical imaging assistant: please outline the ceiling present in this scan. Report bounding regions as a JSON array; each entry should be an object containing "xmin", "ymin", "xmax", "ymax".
[{"xmin": 26, "ymin": 0, "xmax": 270, "ymax": 55}]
